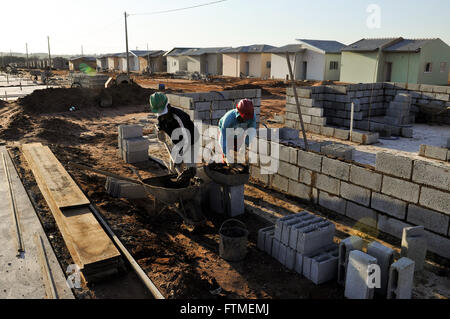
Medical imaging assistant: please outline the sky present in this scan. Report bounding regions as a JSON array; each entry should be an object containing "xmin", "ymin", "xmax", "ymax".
[{"xmin": 1, "ymin": 0, "xmax": 449, "ymax": 56}]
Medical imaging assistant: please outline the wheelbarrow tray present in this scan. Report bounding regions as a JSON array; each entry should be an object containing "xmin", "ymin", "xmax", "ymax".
[
  {"xmin": 142, "ymin": 174, "xmax": 200, "ymax": 204},
  {"xmin": 204, "ymin": 164, "xmax": 250, "ymax": 187}
]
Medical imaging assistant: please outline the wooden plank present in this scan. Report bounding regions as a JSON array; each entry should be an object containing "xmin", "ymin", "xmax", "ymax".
[
  {"xmin": 22, "ymin": 143, "xmax": 120, "ymax": 273},
  {"xmin": 22, "ymin": 143, "xmax": 90, "ymax": 210}
]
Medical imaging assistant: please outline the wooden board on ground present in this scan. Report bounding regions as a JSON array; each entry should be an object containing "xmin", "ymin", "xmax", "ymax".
[
  {"xmin": 22, "ymin": 143, "xmax": 90, "ymax": 210},
  {"xmin": 22, "ymin": 143, "xmax": 121, "ymax": 279},
  {"xmin": 0, "ymin": 146, "xmax": 74, "ymax": 299}
]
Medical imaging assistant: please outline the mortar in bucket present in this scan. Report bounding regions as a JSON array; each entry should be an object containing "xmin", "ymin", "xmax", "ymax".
[{"xmin": 219, "ymin": 219, "xmax": 248, "ymax": 262}]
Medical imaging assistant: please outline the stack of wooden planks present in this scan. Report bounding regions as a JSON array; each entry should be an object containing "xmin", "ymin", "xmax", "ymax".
[{"xmin": 22, "ymin": 143, "xmax": 121, "ymax": 282}]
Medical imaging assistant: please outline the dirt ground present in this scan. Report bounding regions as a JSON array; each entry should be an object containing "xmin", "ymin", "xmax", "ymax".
[{"xmin": 0, "ymin": 77, "xmax": 449, "ymax": 299}]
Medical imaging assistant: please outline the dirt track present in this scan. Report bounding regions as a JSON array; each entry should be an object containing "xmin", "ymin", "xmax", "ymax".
[{"xmin": 0, "ymin": 78, "xmax": 449, "ymax": 299}]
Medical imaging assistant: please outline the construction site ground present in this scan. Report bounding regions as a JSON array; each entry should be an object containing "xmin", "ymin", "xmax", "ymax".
[{"xmin": 0, "ymin": 75, "xmax": 449, "ymax": 299}]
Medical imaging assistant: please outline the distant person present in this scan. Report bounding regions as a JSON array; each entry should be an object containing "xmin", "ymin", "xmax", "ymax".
[{"xmin": 218, "ymin": 99, "xmax": 257, "ymax": 163}]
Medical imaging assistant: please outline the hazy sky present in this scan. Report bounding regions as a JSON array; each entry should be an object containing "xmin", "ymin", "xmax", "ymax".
[{"xmin": 1, "ymin": 0, "xmax": 449, "ymax": 55}]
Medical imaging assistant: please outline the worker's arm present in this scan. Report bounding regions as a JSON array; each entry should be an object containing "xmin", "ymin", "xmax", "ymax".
[
  {"xmin": 219, "ymin": 111, "xmax": 237, "ymax": 155},
  {"xmin": 245, "ymin": 116, "xmax": 257, "ymax": 146}
]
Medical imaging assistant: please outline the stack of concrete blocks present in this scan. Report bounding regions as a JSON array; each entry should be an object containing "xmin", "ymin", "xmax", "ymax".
[
  {"xmin": 118, "ymin": 125, "xmax": 149, "ymax": 164},
  {"xmin": 69, "ymin": 73, "xmax": 109, "ymax": 89},
  {"xmin": 259, "ymin": 212, "xmax": 337, "ymax": 284},
  {"xmin": 105, "ymin": 177, "xmax": 146, "ymax": 199},
  {"xmin": 387, "ymin": 257, "xmax": 415, "ymax": 299},
  {"xmin": 384, "ymin": 93, "xmax": 414, "ymax": 126},
  {"xmin": 367, "ymin": 241, "xmax": 395, "ymax": 296},
  {"xmin": 344, "ymin": 250, "xmax": 378, "ymax": 299},
  {"xmin": 166, "ymin": 89, "xmax": 261, "ymax": 126},
  {"xmin": 337, "ymin": 236, "xmax": 364, "ymax": 286},
  {"xmin": 419, "ymin": 144, "xmax": 450, "ymax": 162},
  {"xmin": 401, "ymin": 226, "xmax": 427, "ymax": 272}
]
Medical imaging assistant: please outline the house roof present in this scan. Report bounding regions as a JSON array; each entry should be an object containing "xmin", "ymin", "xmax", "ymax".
[
  {"xmin": 69, "ymin": 56, "xmax": 97, "ymax": 62},
  {"xmin": 342, "ymin": 38, "xmax": 402, "ymax": 52},
  {"xmin": 269, "ymin": 44, "xmax": 305, "ymax": 53},
  {"xmin": 183, "ymin": 47, "xmax": 231, "ymax": 56},
  {"xmin": 165, "ymin": 48, "xmax": 198, "ymax": 56},
  {"xmin": 221, "ymin": 44, "xmax": 277, "ymax": 53},
  {"xmin": 383, "ymin": 39, "xmax": 435, "ymax": 52},
  {"xmin": 296, "ymin": 39, "xmax": 347, "ymax": 53},
  {"xmin": 130, "ymin": 50, "xmax": 166, "ymax": 57}
]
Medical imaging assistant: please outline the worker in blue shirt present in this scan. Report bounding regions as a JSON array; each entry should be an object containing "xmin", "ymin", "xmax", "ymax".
[{"xmin": 218, "ymin": 99, "xmax": 257, "ymax": 162}]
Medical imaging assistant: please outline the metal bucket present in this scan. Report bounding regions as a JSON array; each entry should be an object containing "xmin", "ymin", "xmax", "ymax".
[{"xmin": 219, "ymin": 219, "xmax": 248, "ymax": 262}]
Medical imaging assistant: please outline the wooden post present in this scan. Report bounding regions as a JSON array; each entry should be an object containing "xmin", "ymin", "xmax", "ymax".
[
  {"xmin": 124, "ymin": 12, "xmax": 130, "ymax": 77},
  {"xmin": 350, "ymin": 101, "xmax": 355, "ymax": 140},
  {"xmin": 285, "ymin": 52, "xmax": 309, "ymax": 150}
]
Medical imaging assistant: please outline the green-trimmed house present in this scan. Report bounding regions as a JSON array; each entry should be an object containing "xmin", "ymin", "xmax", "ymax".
[{"xmin": 340, "ymin": 38, "xmax": 450, "ymax": 85}]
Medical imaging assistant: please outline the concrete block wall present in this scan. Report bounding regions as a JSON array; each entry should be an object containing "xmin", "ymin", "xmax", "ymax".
[
  {"xmin": 419, "ymin": 144, "xmax": 450, "ymax": 162},
  {"xmin": 166, "ymin": 89, "xmax": 261, "ymax": 126},
  {"xmin": 249, "ymin": 137, "xmax": 450, "ymax": 260},
  {"xmin": 284, "ymin": 83, "xmax": 450, "ymax": 140},
  {"xmin": 118, "ymin": 125, "xmax": 149, "ymax": 164},
  {"xmin": 69, "ymin": 73, "xmax": 109, "ymax": 89}
]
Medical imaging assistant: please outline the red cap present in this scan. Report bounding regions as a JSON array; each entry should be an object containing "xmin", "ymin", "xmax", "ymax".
[{"xmin": 236, "ymin": 99, "xmax": 254, "ymax": 121}]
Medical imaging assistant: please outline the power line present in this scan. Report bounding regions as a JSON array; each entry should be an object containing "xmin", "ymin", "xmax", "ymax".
[{"xmin": 129, "ymin": 0, "xmax": 228, "ymax": 16}]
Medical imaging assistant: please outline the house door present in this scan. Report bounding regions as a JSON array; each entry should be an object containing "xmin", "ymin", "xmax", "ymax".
[
  {"xmin": 385, "ymin": 62, "xmax": 392, "ymax": 82},
  {"xmin": 302, "ymin": 62, "xmax": 307, "ymax": 80},
  {"xmin": 205, "ymin": 62, "xmax": 208, "ymax": 74},
  {"xmin": 245, "ymin": 62, "xmax": 250, "ymax": 76}
]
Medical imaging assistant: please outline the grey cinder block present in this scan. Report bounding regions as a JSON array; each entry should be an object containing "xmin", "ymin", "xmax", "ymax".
[
  {"xmin": 344, "ymin": 251, "xmax": 377, "ymax": 299},
  {"xmin": 376, "ymin": 152, "xmax": 413, "ymax": 179},
  {"xmin": 412, "ymin": 160, "xmax": 450, "ymax": 193},
  {"xmin": 264, "ymin": 231, "xmax": 275, "ymax": 255},
  {"xmin": 271, "ymin": 239, "xmax": 281, "ymax": 260},
  {"xmin": 319, "ymin": 191, "xmax": 347, "ymax": 215},
  {"xmin": 401, "ymin": 226, "xmax": 427, "ymax": 272},
  {"xmin": 338, "ymin": 236, "xmax": 364, "ymax": 286},
  {"xmin": 367, "ymin": 242, "xmax": 394, "ymax": 295},
  {"xmin": 258, "ymin": 226, "xmax": 275, "ymax": 251},
  {"xmin": 296, "ymin": 221, "xmax": 335, "ymax": 255},
  {"xmin": 118, "ymin": 124, "xmax": 143, "ymax": 139},
  {"xmin": 387, "ymin": 258, "xmax": 415, "ymax": 299}
]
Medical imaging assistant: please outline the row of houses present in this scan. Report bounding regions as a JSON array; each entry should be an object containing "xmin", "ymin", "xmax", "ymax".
[{"xmin": 70, "ymin": 37, "xmax": 450, "ymax": 85}]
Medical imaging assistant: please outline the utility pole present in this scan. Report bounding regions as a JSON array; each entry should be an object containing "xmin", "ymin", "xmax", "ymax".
[
  {"xmin": 26, "ymin": 43, "xmax": 29, "ymax": 69},
  {"xmin": 47, "ymin": 36, "xmax": 52, "ymax": 70},
  {"xmin": 81, "ymin": 45, "xmax": 84, "ymax": 56},
  {"xmin": 124, "ymin": 11, "xmax": 130, "ymax": 77},
  {"xmin": 147, "ymin": 43, "xmax": 150, "ymax": 73}
]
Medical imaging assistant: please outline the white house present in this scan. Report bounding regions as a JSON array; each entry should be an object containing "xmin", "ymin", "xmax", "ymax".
[
  {"xmin": 165, "ymin": 48, "xmax": 197, "ymax": 73},
  {"xmin": 270, "ymin": 39, "xmax": 347, "ymax": 81},
  {"xmin": 165, "ymin": 47, "xmax": 229, "ymax": 75},
  {"xmin": 222, "ymin": 45, "xmax": 276, "ymax": 78}
]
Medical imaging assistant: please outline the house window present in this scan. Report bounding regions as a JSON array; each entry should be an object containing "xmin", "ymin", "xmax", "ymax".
[
  {"xmin": 266, "ymin": 61, "xmax": 271, "ymax": 68},
  {"xmin": 424, "ymin": 62, "xmax": 432, "ymax": 73},
  {"xmin": 173, "ymin": 61, "xmax": 177, "ymax": 66},
  {"xmin": 440, "ymin": 62, "xmax": 447, "ymax": 73},
  {"xmin": 329, "ymin": 61, "xmax": 339, "ymax": 70}
]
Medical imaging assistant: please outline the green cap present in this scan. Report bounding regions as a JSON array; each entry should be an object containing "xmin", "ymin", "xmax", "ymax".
[{"xmin": 149, "ymin": 92, "xmax": 168, "ymax": 113}]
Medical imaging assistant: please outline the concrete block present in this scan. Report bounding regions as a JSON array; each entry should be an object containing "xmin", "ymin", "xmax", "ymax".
[
  {"xmin": 288, "ymin": 180, "xmax": 312, "ymax": 201},
  {"xmin": 387, "ymin": 258, "xmax": 415, "ymax": 299},
  {"xmin": 334, "ymin": 128, "xmax": 350, "ymax": 140},
  {"xmin": 377, "ymin": 214, "xmax": 412, "ymax": 239},
  {"xmin": 122, "ymin": 149, "xmax": 148, "ymax": 164},
  {"xmin": 285, "ymin": 247, "xmax": 297, "ymax": 270},
  {"xmin": 419, "ymin": 187, "xmax": 450, "ymax": 215},
  {"xmin": 281, "ymin": 215, "xmax": 306, "ymax": 246},
  {"xmin": 118, "ymin": 124, "xmax": 143, "ymax": 139},
  {"xmin": 298, "ymin": 168, "xmax": 313, "ymax": 185},
  {"xmin": 122, "ymin": 137, "xmax": 150, "ymax": 152},
  {"xmin": 264, "ymin": 231, "xmax": 275, "ymax": 255},
  {"xmin": 278, "ymin": 161, "xmax": 299, "ymax": 179},
  {"xmin": 344, "ymin": 251, "xmax": 377, "ymax": 299},
  {"xmin": 296, "ymin": 221, "xmax": 335, "ymax": 255},
  {"xmin": 297, "ymin": 150, "xmax": 323, "ymax": 172},
  {"xmin": 227, "ymin": 185, "xmax": 245, "ymax": 217},
  {"xmin": 322, "ymin": 157, "xmax": 350, "ymax": 181},
  {"xmin": 376, "ymin": 152, "xmax": 413, "ymax": 179},
  {"xmin": 309, "ymin": 246, "xmax": 339, "ymax": 284},
  {"xmin": 321, "ymin": 126, "xmax": 335, "ymax": 137},
  {"xmin": 350, "ymin": 165, "xmax": 382, "ymax": 192},
  {"xmin": 258, "ymin": 226, "xmax": 275, "ymax": 251},
  {"xmin": 423, "ymin": 145, "xmax": 448, "ymax": 161},
  {"xmin": 346, "ymin": 202, "xmax": 377, "ymax": 228},
  {"xmin": 279, "ymin": 127, "xmax": 299, "ymax": 140},
  {"xmin": 275, "ymin": 214, "xmax": 300, "ymax": 241},
  {"xmin": 341, "ymin": 182, "xmax": 371, "ymax": 207},
  {"xmin": 278, "ymin": 243, "xmax": 288, "ymax": 265},
  {"xmin": 319, "ymin": 191, "xmax": 347, "ymax": 215},
  {"xmin": 407, "ymin": 204, "xmax": 449, "ymax": 235},
  {"xmin": 272, "ymin": 239, "xmax": 281, "ymax": 259},
  {"xmin": 272, "ymin": 174, "xmax": 289, "ymax": 193},
  {"xmin": 288, "ymin": 215, "xmax": 320, "ymax": 249},
  {"xmin": 367, "ymin": 242, "xmax": 395, "ymax": 295},
  {"xmin": 401, "ymin": 226, "xmax": 427, "ymax": 272},
  {"xmin": 338, "ymin": 236, "xmax": 364, "ymax": 285},
  {"xmin": 295, "ymin": 252, "xmax": 304, "ymax": 274},
  {"xmin": 371, "ymin": 192, "xmax": 407, "ymax": 219},
  {"xmin": 412, "ymin": 160, "xmax": 450, "ymax": 192},
  {"xmin": 381, "ymin": 176, "xmax": 420, "ymax": 203},
  {"xmin": 316, "ymin": 174, "xmax": 340, "ymax": 195}
]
